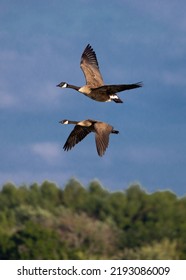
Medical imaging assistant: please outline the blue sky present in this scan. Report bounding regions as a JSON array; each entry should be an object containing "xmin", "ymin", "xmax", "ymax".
[{"xmin": 0, "ymin": 0, "xmax": 186, "ymax": 195}]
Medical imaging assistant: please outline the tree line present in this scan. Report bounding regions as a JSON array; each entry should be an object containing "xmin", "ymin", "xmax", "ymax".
[{"xmin": 0, "ymin": 179, "xmax": 185, "ymax": 259}]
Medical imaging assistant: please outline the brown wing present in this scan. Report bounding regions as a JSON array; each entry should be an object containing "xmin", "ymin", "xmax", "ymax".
[
  {"xmin": 92, "ymin": 82, "xmax": 143, "ymax": 94},
  {"xmin": 94, "ymin": 123, "xmax": 113, "ymax": 156},
  {"xmin": 80, "ymin": 44, "xmax": 104, "ymax": 88},
  {"xmin": 63, "ymin": 125, "xmax": 91, "ymax": 151}
]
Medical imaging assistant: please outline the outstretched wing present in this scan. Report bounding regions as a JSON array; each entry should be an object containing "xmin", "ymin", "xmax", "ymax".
[
  {"xmin": 92, "ymin": 82, "xmax": 143, "ymax": 94},
  {"xmin": 94, "ymin": 123, "xmax": 113, "ymax": 156},
  {"xmin": 63, "ymin": 125, "xmax": 91, "ymax": 151},
  {"xmin": 80, "ymin": 44, "xmax": 104, "ymax": 88}
]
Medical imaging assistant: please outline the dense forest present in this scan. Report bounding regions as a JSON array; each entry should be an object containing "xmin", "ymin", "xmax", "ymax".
[{"xmin": 0, "ymin": 179, "xmax": 185, "ymax": 260}]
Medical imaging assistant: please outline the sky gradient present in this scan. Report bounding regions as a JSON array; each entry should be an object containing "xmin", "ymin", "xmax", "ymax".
[{"xmin": 1, "ymin": 0, "xmax": 186, "ymax": 195}]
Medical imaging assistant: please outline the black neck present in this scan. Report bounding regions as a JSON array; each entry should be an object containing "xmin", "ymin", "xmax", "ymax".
[{"xmin": 68, "ymin": 84, "xmax": 80, "ymax": 91}]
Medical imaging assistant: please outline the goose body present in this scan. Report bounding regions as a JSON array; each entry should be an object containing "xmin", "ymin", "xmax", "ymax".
[
  {"xmin": 59, "ymin": 119, "xmax": 119, "ymax": 156},
  {"xmin": 57, "ymin": 44, "xmax": 142, "ymax": 103}
]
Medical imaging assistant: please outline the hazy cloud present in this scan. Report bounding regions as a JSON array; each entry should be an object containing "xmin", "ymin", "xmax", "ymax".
[
  {"xmin": 0, "ymin": 90, "xmax": 17, "ymax": 108},
  {"xmin": 31, "ymin": 142, "xmax": 61, "ymax": 164}
]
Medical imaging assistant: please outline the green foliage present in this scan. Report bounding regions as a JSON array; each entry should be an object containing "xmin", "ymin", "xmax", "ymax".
[
  {"xmin": 0, "ymin": 221, "xmax": 77, "ymax": 260},
  {"xmin": 57, "ymin": 209, "xmax": 118, "ymax": 259},
  {"xmin": 0, "ymin": 179, "xmax": 185, "ymax": 259},
  {"xmin": 62, "ymin": 178, "xmax": 87, "ymax": 210},
  {"xmin": 117, "ymin": 238, "xmax": 179, "ymax": 260}
]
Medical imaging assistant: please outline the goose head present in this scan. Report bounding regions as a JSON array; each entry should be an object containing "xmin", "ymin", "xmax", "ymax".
[
  {"xmin": 59, "ymin": 119, "xmax": 69, "ymax": 124},
  {"xmin": 56, "ymin": 82, "xmax": 68, "ymax": 88}
]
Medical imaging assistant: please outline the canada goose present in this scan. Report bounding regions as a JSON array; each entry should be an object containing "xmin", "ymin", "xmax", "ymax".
[
  {"xmin": 59, "ymin": 119, "xmax": 119, "ymax": 156},
  {"xmin": 57, "ymin": 44, "xmax": 142, "ymax": 103}
]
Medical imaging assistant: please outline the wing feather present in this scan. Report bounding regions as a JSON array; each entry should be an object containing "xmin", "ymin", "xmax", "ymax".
[
  {"xmin": 94, "ymin": 123, "xmax": 112, "ymax": 156},
  {"xmin": 80, "ymin": 44, "xmax": 104, "ymax": 88},
  {"xmin": 92, "ymin": 82, "xmax": 143, "ymax": 94},
  {"xmin": 63, "ymin": 125, "xmax": 91, "ymax": 151}
]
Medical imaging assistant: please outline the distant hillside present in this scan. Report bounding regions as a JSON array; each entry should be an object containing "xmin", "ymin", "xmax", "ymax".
[{"xmin": 0, "ymin": 179, "xmax": 185, "ymax": 259}]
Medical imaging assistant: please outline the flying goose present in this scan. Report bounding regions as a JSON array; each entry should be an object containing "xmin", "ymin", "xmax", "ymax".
[
  {"xmin": 59, "ymin": 119, "xmax": 119, "ymax": 156},
  {"xmin": 57, "ymin": 44, "xmax": 142, "ymax": 103}
]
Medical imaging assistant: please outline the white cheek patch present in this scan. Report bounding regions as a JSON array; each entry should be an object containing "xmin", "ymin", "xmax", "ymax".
[
  {"xmin": 63, "ymin": 120, "xmax": 69, "ymax": 124},
  {"xmin": 62, "ymin": 83, "xmax": 67, "ymax": 88}
]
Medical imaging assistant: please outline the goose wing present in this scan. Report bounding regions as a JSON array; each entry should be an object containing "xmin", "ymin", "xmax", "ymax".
[
  {"xmin": 63, "ymin": 125, "xmax": 91, "ymax": 151},
  {"xmin": 94, "ymin": 123, "xmax": 113, "ymax": 156},
  {"xmin": 92, "ymin": 82, "xmax": 143, "ymax": 94},
  {"xmin": 80, "ymin": 44, "xmax": 104, "ymax": 88}
]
